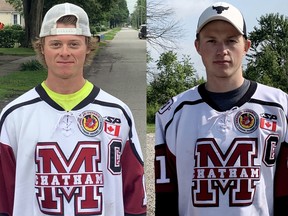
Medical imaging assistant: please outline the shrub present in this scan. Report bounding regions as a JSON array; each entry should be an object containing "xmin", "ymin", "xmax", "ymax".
[
  {"xmin": 147, "ymin": 103, "xmax": 160, "ymax": 124},
  {"xmin": 21, "ymin": 60, "xmax": 45, "ymax": 71},
  {"xmin": 95, "ymin": 26, "xmax": 101, "ymax": 32},
  {"xmin": 0, "ymin": 25, "xmax": 25, "ymax": 48},
  {"xmin": 10, "ymin": 24, "xmax": 23, "ymax": 30}
]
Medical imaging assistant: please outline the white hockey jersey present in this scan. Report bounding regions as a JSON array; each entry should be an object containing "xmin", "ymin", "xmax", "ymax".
[
  {"xmin": 0, "ymin": 85, "xmax": 146, "ymax": 216},
  {"xmin": 155, "ymin": 81, "xmax": 288, "ymax": 216}
]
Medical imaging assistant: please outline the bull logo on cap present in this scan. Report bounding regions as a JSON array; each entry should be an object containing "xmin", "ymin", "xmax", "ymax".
[{"xmin": 212, "ymin": 6, "xmax": 229, "ymax": 14}]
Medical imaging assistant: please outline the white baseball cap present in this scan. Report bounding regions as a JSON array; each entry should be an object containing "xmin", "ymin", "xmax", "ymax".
[
  {"xmin": 39, "ymin": 3, "xmax": 91, "ymax": 37},
  {"xmin": 196, "ymin": 2, "xmax": 247, "ymax": 38}
]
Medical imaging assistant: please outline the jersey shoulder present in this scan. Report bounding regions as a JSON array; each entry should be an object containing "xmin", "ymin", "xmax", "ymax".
[
  {"xmin": 157, "ymin": 85, "xmax": 201, "ymax": 121},
  {"xmin": 254, "ymin": 82, "xmax": 288, "ymax": 112},
  {"xmin": 1, "ymin": 87, "xmax": 39, "ymax": 114},
  {"xmin": 97, "ymin": 88, "xmax": 129, "ymax": 110}
]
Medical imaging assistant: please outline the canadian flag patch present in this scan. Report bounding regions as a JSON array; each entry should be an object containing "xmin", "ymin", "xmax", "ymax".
[
  {"xmin": 104, "ymin": 121, "xmax": 120, "ymax": 136},
  {"xmin": 260, "ymin": 118, "xmax": 277, "ymax": 132}
]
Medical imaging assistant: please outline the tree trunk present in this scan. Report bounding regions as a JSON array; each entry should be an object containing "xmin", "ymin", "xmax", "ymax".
[{"xmin": 22, "ymin": 0, "xmax": 44, "ymax": 47}]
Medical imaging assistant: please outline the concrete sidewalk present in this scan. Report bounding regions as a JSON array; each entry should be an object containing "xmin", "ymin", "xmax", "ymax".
[{"xmin": 0, "ymin": 55, "xmax": 36, "ymax": 77}]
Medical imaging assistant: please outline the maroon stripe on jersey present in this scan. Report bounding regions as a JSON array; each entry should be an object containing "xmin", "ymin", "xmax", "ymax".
[
  {"xmin": 155, "ymin": 143, "xmax": 177, "ymax": 193},
  {"xmin": 0, "ymin": 143, "xmax": 16, "ymax": 216},
  {"xmin": 275, "ymin": 142, "xmax": 288, "ymax": 197},
  {"xmin": 122, "ymin": 140, "xmax": 146, "ymax": 215}
]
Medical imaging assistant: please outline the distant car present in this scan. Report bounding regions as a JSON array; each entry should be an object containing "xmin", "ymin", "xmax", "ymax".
[{"xmin": 138, "ymin": 24, "xmax": 147, "ymax": 39}]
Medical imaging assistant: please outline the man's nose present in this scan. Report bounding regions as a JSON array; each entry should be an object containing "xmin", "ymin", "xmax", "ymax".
[
  {"xmin": 216, "ymin": 42, "xmax": 229, "ymax": 56},
  {"xmin": 59, "ymin": 45, "xmax": 71, "ymax": 56}
]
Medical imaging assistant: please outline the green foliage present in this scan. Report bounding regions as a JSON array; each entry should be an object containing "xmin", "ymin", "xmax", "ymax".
[
  {"xmin": 14, "ymin": 0, "xmax": 128, "ymax": 47},
  {"xmin": 20, "ymin": 60, "xmax": 45, "ymax": 71},
  {"xmin": 148, "ymin": 51, "xmax": 200, "ymax": 106},
  {"xmin": 147, "ymin": 51, "xmax": 204, "ymax": 123},
  {"xmin": 0, "ymin": 25, "xmax": 25, "ymax": 48},
  {"xmin": 131, "ymin": 0, "xmax": 146, "ymax": 28},
  {"xmin": 9, "ymin": 24, "xmax": 23, "ymax": 30},
  {"xmin": 146, "ymin": 101, "xmax": 160, "ymax": 124},
  {"xmin": 103, "ymin": 28, "xmax": 121, "ymax": 40},
  {"xmin": 147, "ymin": 123, "xmax": 155, "ymax": 134},
  {"xmin": 244, "ymin": 13, "xmax": 288, "ymax": 93},
  {"xmin": 43, "ymin": 0, "xmax": 128, "ymax": 28},
  {"xmin": 5, "ymin": 0, "xmax": 22, "ymax": 13},
  {"xmin": 108, "ymin": 0, "xmax": 129, "ymax": 28}
]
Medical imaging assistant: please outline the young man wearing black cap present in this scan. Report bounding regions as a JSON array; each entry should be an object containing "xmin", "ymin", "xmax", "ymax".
[
  {"xmin": 155, "ymin": 2, "xmax": 288, "ymax": 215},
  {"xmin": 0, "ymin": 3, "xmax": 146, "ymax": 216}
]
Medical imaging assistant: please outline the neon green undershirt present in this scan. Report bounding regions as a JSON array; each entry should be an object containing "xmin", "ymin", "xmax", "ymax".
[{"xmin": 41, "ymin": 80, "xmax": 94, "ymax": 111}]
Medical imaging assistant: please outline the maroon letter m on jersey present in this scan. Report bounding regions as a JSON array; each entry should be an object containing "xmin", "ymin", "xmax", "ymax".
[
  {"xmin": 192, "ymin": 138, "xmax": 260, "ymax": 207},
  {"xmin": 35, "ymin": 142, "xmax": 103, "ymax": 215}
]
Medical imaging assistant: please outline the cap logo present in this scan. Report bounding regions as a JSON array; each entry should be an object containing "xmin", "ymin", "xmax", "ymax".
[{"xmin": 212, "ymin": 6, "xmax": 229, "ymax": 14}]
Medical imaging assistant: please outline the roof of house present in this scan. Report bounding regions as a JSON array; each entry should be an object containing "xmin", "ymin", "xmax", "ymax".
[{"xmin": 0, "ymin": 0, "xmax": 15, "ymax": 12}]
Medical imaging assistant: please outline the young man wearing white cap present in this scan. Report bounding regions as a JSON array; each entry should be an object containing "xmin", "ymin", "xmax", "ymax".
[
  {"xmin": 0, "ymin": 3, "xmax": 146, "ymax": 216},
  {"xmin": 155, "ymin": 2, "xmax": 288, "ymax": 215}
]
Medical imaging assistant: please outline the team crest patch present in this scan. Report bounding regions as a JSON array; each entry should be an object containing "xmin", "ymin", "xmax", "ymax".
[
  {"xmin": 234, "ymin": 109, "xmax": 259, "ymax": 134},
  {"xmin": 78, "ymin": 111, "xmax": 103, "ymax": 137}
]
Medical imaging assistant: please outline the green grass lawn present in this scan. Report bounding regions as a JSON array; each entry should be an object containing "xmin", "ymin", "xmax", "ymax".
[
  {"xmin": 0, "ymin": 47, "xmax": 35, "ymax": 56},
  {"xmin": 103, "ymin": 27, "xmax": 121, "ymax": 40},
  {"xmin": 147, "ymin": 124, "xmax": 155, "ymax": 134},
  {"xmin": 0, "ymin": 47, "xmax": 43, "ymax": 100},
  {"xmin": 0, "ymin": 70, "xmax": 47, "ymax": 100}
]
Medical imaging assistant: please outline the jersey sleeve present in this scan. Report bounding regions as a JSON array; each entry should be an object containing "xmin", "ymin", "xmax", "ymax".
[
  {"xmin": 0, "ymin": 116, "xmax": 16, "ymax": 216},
  {"xmin": 154, "ymin": 110, "xmax": 179, "ymax": 216},
  {"xmin": 121, "ymin": 109, "xmax": 146, "ymax": 216}
]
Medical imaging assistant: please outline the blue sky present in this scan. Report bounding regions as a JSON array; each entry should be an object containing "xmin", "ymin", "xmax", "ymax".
[{"xmin": 148, "ymin": 0, "xmax": 288, "ymax": 78}]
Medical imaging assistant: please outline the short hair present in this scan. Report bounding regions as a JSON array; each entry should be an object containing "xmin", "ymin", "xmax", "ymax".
[{"xmin": 33, "ymin": 15, "xmax": 99, "ymax": 68}]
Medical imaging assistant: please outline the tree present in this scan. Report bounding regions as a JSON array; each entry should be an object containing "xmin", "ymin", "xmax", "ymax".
[
  {"xmin": 6, "ymin": 0, "xmax": 44, "ymax": 47},
  {"xmin": 108, "ymin": 0, "xmax": 129, "ymax": 28},
  {"xmin": 130, "ymin": 0, "xmax": 146, "ymax": 28},
  {"xmin": 5, "ymin": 0, "xmax": 22, "ymax": 12},
  {"xmin": 43, "ymin": 0, "xmax": 102, "ymax": 26},
  {"xmin": 146, "ymin": 0, "xmax": 183, "ymax": 51},
  {"xmin": 6, "ymin": 0, "xmax": 128, "ymax": 47},
  {"xmin": 22, "ymin": 0, "xmax": 44, "ymax": 47},
  {"xmin": 147, "ymin": 51, "xmax": 204, "ymax": 123},
  {"xmin": 147, "ymin": 51, "xmax": 202, "ymax": 106},
  {"xmin": 244, "ymin": 13, "xmax": 288, "ymax": 93}
]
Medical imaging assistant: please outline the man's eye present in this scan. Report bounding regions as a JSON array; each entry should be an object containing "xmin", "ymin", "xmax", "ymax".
[
  {"xmin": 207, "ymin": 40, "xmax": 216, "ymax": 43},
  {"xmin": 50, "ymin": 42, "xmax": 61, "ymax": 47},
  {"xmin": 69, "ymin": 43, "xmax": 80, "ymax": 48},
  {"xmin": 228, "ymin": 39, "xmax": 237, "ymax": 43}
]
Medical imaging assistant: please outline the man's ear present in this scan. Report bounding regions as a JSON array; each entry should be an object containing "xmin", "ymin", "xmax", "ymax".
[
  {"xmin": 244, "ymin": 39, "xmax": 251, "ymax": 52},
  {"xmin": 194, "ymin": 39, "xmax": 201, "ymax": 55}
]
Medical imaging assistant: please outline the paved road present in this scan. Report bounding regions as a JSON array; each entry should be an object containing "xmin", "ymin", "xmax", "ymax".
[{"xmin": 85, "ymin": 28, "xmax": 147, "ymax": 154}]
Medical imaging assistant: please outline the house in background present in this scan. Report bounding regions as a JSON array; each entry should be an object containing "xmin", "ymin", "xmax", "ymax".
[{"xmin": 0, "ymin": 0, "xmax": 24, "ymax": 28}]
